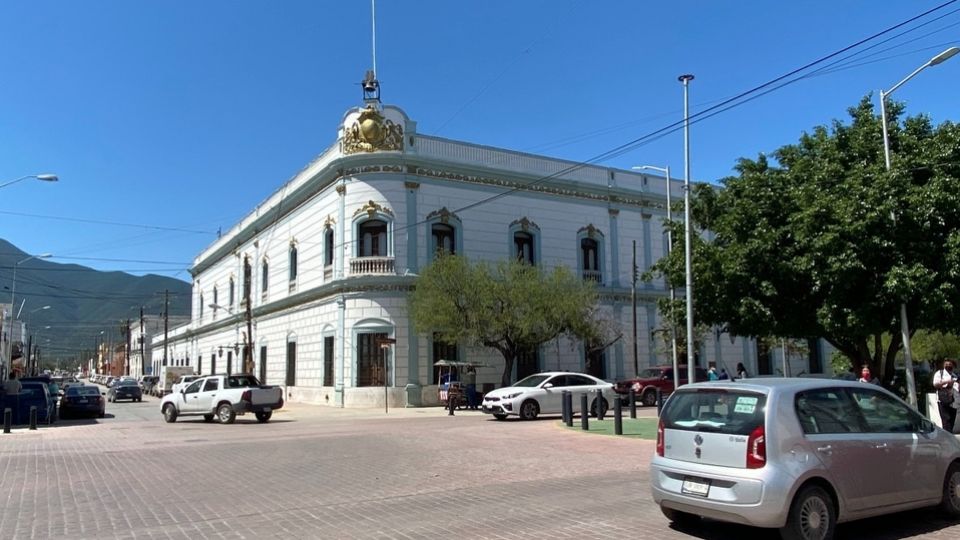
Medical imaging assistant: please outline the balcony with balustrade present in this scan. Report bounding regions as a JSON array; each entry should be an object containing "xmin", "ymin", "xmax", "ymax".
[{"xmin": 350, "ymin": 256, "xmax": 396, "ymax": 276}]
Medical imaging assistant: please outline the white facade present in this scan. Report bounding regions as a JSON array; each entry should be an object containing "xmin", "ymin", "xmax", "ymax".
[{"xmin": 153, "ymin": 98, "xmax": 831, "ymax": 407}]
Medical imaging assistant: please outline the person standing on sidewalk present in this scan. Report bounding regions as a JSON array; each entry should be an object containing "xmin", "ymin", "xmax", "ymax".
[
  {"xmin": 463, "ymin": 366, "xmax": 478, "ymax": 410},
  {"xmin": 933, "ymin": 359, "xmax": 960, "ymax": 433}
]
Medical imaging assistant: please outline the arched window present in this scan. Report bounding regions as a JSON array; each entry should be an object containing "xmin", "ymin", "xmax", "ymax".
[
  {"xmin": 514, "ymin": 232, "xmax": 535, "ymax": 264},
  {"xmin": 324, "ymin": 228, "xmax": 334, "ymax": 267},
  {"xmin": 213, "ymin": 286, "xmax": 218, "ymax": 307},
  {"xmin": 431, "ymin": 223, "xmax": 456, "ymax": 256},
  {"xmin": 286, "ymin": 334, "xmax": 297, "ymax": 386},
  {"xmin": 261, "ymin": 259, "xmax": 269, "ymax": 295},
  {"xmin": 577, "ymin": 225, "xmax": 605, "ymax": 284},
  {"xmin": 243, "ymin": 258, "xmax": 252, "ymax": 303},
  {"xmin": 229, "ymin": 277, "xmax": 235, "ymax": 307},
  {"xmin": 288, "ymin": 242, "xmax": 298, "ymax": 282},
  {"xmin": 199, "ymin": 293, "xmax": 204, "ymax": 318},
  {"xmin": 358, "ymin": 219, "xmax": 388, "ymax": 257}
]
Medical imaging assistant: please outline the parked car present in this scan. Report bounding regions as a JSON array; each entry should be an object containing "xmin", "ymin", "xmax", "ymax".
[
  {"xmin": 160, "ymin": 373, "xmax": 283, "ymax": 424},
  {"xmin": 480, "ymin": 372, "xmax": 616, "ymax": 421},
  {"xmin": 651, "ymin": 378, "xmax": 960, "ymax": 540},
  {"xmin": 60, "ymin": 385, "xmax": 106, "ymax": 419},
  {"xmin": 19, "ymin": 375, "xmax": 61, "ymax": 416},
  {"xmin": 138, "ymin": 375, "xmax": 159, "ymax": 392},
  {"xmin": 12, "ymin": 382, "xmax": 56, "ymax": 424},
  {"xmin": 107, "ymin": 379, "xmax": 143, "ymax": 402},
  {"xmin": 614, "ymin": 365, "xmax": 709, "ymax": 407}
]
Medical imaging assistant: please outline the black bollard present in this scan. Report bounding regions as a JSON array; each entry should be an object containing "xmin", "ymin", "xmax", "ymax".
[
  {"xmin": 29, "ymin": 406, "xmax": 38, "ymax": 430},
  {"xmin": 580, "ymin": 393, "xmax": 589, "ymax": 430},
  {"xmin": 614, "ymin": 395, "xmax": 623, "ymax": 435},
  {"xmin": 629, "ymin": 388, "xmax": 637, "ymax": 419},
  {"xmin": 561, "ymin": 390, "xmax": 570, "ymax": 425},
  {"xmin": 564, "ymin": 391, "xmax": 573, "ymax": 427},
  {"xmin": 3, "ymin": 408, "xmax": 11, "ymax": 434},
  {"xmin": 596, "ymin": 389, "xmax": 605, "ymax": 421},
  {"xmin": 656, "ymin": 387, "xmax": 664, "ymax": 416},
  {"xmin": 448, "ymin": 394, "xmax": 455, "ymax": 416}
]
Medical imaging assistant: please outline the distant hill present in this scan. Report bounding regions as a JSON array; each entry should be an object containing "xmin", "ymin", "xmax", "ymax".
[{"xmin": 0, "ymin": 239, "xmax": 191, "ymax": 363}]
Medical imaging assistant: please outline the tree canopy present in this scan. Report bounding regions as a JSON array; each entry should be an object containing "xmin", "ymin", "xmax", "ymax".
[
  {"xmin": 410, "ymin": 254, "xmax": 610, "ymax": 387},
  {"xmin": 647, "ymin": 97, "xmax": 960, "ymax": 385}
]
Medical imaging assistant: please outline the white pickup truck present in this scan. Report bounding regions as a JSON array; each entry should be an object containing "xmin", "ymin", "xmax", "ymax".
[{"xmin": 160, "ymin": 373, "xmax": 283, "ymax": 424}]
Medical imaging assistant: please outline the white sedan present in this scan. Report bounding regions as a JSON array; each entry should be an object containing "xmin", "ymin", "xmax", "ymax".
[{"xmin": 481, "ymin": 371, "xmax": 617, "ymax": 421}]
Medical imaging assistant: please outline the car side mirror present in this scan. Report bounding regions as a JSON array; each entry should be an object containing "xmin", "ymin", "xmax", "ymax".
[
  {"xmin": 542, "ymin": 383, "xmax": 553, "ymax": 389},
  {"xmin": 922, "ymin": 419, "xmax": 937, "ymax": 434}
]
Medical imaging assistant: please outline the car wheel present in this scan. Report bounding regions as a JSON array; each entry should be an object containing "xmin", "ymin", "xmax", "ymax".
[
  {"xmin": 98, "ymin": 411, "xmax": 105, "ymax": 419},
  {"xmin": 780, "ymin": 485, "xmax": 835, "ymax": 540},
  {"xmin": 162, "ymin": 404, "xmax": 178, "ymax": 423},
  {"xmin": 519, "ymin": 399, "xmax": 540, "ymax": 420},
  {"xmin": 642, "ymin": 389, "xmax": 658, "ymax": 407},
  {"xmin": 203, "ymin": 414, "xmax": 214, "ymax": 423},
  {"xmin": 660, "ymin": 506, "xmax": 699, "ymax": 526},
  {"xmin": 941, "ymin": 462, "xmax": 960, "ymax": 517},
  {"xmin": 590, "ymin": 398, "xmax": 609, "ymax": 418},
  {"xmin": 255, "ymin": 411, "xmax": 273, "ymax": 423},
  {"xmin": 493, "ymin": 414, "xmax": 508, "ymax": 421},
  {"xmin": 217, "ymin": 403, "xmax": 236, "ymax": 424}
]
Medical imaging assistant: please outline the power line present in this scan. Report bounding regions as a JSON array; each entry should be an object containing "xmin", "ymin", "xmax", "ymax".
[{"xmin": 0, "ymin": 210, "xmax": 217, "ymax": 235}]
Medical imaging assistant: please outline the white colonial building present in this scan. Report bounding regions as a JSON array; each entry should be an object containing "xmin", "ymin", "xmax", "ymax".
[{"xmin": 153, "ymin": 79, "xmax": 832, "ymax": 407}]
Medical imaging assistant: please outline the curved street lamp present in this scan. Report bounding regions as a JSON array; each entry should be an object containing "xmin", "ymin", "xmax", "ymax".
[
  {"xmin": 879, "ymin": 46, "xmax": 959, "ymax": 409},
  {"xmin": 0, "ymin": 174, "xmax": 58, "ymax": 190},
  {"xmin": 4, "ymin": 254, "xmax": 52, "ymax": 380}
]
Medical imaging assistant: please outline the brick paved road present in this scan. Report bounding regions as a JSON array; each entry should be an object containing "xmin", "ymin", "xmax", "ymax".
[{"xmin": 1, "ymin": 394, "xmax": 959, "ymax": 539}]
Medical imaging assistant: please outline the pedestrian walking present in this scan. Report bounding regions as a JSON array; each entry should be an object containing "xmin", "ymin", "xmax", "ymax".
[
  {"xmin": 3, "ymin": 372, "xmax": 21, "ymax": 395},
  {"xmin": 736, "ymin": 363, "xmax": 748, "ymax": 381},
  {"xmin": 858, "ymin": 366, "xmax": 879, "ymax": 385},
  {"xmin": 463, "ymin": 366, "xmax": 478, "ymax": 410},
  {"xmin": 707, "ymin": 365, "xmax": 719, "ymax": 381},
  {"xmin": 934, "ymin": 359, "xmax": 959, "ymax": 433}
]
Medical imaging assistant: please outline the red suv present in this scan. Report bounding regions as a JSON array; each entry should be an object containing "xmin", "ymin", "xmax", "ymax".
[{"xmin": 614, "ymin": 365, "xmax": 709, "ymax": 406}]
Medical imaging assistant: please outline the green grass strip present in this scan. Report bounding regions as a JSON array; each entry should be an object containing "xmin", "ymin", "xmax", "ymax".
[{"xmin": 561, "ymin": 417, "xmax": 658, "ymax": 439}]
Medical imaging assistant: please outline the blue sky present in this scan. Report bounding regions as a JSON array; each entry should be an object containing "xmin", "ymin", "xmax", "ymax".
[{"xmin": 2, "ymin": 1, "xmax": 959, "ymax": 282}]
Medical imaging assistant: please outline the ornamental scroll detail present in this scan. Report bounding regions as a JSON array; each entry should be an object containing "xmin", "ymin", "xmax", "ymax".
[{"xmin": 342, "ymin": 105, "xmax": 404, "ymax": 154}]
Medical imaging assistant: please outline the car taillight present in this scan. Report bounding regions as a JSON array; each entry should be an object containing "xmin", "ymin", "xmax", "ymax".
[
  {"xmin": 747, "ymin": 425, "xmax": 766, "ymax": 469},
  {"xmin": 656, "ymin": 419, "xmax": 664, "ymax": 457},
  {"xmin": 241, "ymin": 390, "xmax": 251, "ymax": 403}
]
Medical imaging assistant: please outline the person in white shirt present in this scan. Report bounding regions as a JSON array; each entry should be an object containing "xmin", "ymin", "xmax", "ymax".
[{"xmin": 933, "ymin": 359, "xmax": 960, "ymax": 433}]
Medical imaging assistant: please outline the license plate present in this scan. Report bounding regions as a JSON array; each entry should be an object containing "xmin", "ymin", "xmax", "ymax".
[
  {"xmin": 681, "ymin": 476, "xmax": 711, "ymax": 497},
  {"xmin": 78, "ymin": 399, "xmax": 88, "ymax": 404}
]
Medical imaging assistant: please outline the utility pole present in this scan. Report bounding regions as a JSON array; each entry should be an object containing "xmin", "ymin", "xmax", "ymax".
[
  {"xmin": 163, "ymin": 289, "xmax": 169, "ymax": 367},
  {"xmin": 631, "ymin": 240, "xmax": 638, "ymax": 377},
  {"xmin": 125, "ymin": 318, "xmax": 131, "ymax": 376}
]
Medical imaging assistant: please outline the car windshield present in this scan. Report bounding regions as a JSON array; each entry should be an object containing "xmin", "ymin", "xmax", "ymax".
[
  {"xmin": 69, "ymin": 387, "xmax": 100, "ymax": 396},
  {"xmin": 120, "ymin": 381, "xmax": 139, "ymax": 386},
  {"xmin": 513, "ymin": 375, "xmax": 551, "ymax": 388},
  {"xmin": 661, "ymin": 389, "xmax": 767, "ymax": 436},
  {"xmin": 225, "ymin": 375, "xmax": 260, "ymax": 388},
  {"xmin": 638, "ymin": 368, "xmax": 663, "ymax": 379}
]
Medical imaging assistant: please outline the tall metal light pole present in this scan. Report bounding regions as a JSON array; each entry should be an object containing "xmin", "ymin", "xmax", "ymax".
[
  {"xmin": 0, "ymin": 174, "xmax": 58, "ymax": 190},
  {"xmin": 26, "ymin": 305, "xmax": 51, "ymax": 375},
  {"xmin": 634, "ymin": 165, "xmax": 680, "ymax": 390},
  {"xmin": 879, "ymin": 46, "xmax": 959, "ymax": 409},
  {"xmin": 679, "ymin": 74, "xmax": 695, "ymax": 385},
  {"xmin": 5, "ymin": 253, "xmax": 52, "ymax": 380}
]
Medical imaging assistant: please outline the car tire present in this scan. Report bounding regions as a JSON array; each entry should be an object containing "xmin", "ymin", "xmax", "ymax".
[
  {"xmin": 255, "ymin": 411, "xmax": 273, "ymax": 423},
  {"xmin": 162, "ymin": 404, "xmax": 178, "ymax": 423},
  {"xmin": 941, "ymin": 462, "xmax": 960, "ymax": 517},
  {"xmin": 519, "ymin": 399, "xmax": 540, "ymax": 421},
  {"xmin": 590, "ymin": 398, "xmax": 609, "ymax": 418},
  {"xmin": 217, "ymin": 403, "xmax": 236, "ymax": 424},
  {"xmin": 660, "ymin": 506, "xmax": 699, "ymax": 526},
  {"xmin": 780, "ymin": 485, "xmax": 836, "ymax": 540},
  {"xmin": 98, "ymin": 411, "xmax": 105, "ymax": 419},
  {"xmin": 203, "ymin": 414, "xmax": 215, "ymax": 423},
  {"xmin": 642, "ymin": 389, "xmax": 658, "ymax": 407}
]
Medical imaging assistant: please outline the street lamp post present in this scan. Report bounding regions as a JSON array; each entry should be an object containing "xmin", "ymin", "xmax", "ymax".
[
  {"xmin": 26, "ymin": 306, "xmax": 50, "ymax": 375},
  {"xmin": 634, "ymin": 165, "xmax": 680, "ymax": 391},
  {"xmin": 878, "ymin": 46, "xmax": 959, "ymax": 409},
  {"xmin": 0, "ymin": 174, "xmax": 58, "ymax": 190},
  {"xmin": 678, "ymin": 74, "xmax": 696, "ymax": 385},
  {"xmin": 5, "ymin": 253, "xmax": 52, "ymax": 380}
]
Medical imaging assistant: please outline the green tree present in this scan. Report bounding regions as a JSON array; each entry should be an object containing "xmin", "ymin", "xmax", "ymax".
[
  {"xmin": 647, "ymin": 97, "xmax": 960, "ymax": 386},
  {"xmin": 410, "ymin": 254, "xmax": 611, "ymax": 387}
]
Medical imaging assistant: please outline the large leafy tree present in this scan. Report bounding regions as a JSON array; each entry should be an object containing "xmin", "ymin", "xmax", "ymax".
[
  {"xmin": 647, "ymin": 97, "xmax": 960, "ymax": 385},
  {"xmin": 410, "ymin": 254, "xmax": 610, "ymax": 387}
]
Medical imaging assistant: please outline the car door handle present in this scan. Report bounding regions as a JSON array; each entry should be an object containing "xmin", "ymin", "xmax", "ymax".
[
  {"xmin": 816, "ymin": 445, "xmax": 833, "ymax": 454},
  {"xmin": 873, "ymin": 443, "xmax": 888, "ymax": 449}
]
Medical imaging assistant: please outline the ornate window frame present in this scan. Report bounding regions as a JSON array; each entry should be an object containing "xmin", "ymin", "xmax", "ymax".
[
  {"xmin": 425, "ymin": 207, "xmax": 463, "ymax": 260},
  {"xmin": 508, "ymin": 217, "xmax": 541, "ymax": 265},
  {"xmin": 352, "ymin": 318, "xmax": 395, "ymax": 388},
  {"xmin": 576, "ymin": 224, "xmax": 606, "ymax": 285}
]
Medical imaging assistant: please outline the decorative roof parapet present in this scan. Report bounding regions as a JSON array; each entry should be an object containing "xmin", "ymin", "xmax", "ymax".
[
  {"xmin": 353, "ymin": 200, "xmax": 395, "ymax": 218},
  {"xmin": 341, "ymin": 104, "xmax": 404, "ymax": 154}
]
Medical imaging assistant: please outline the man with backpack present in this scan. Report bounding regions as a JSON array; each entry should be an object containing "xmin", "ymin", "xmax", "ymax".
[{"xmin": 933, "ymin": 359, "xmax": 959, "ymax": 433}]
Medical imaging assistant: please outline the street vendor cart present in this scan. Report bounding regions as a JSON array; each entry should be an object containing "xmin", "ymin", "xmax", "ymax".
[{"xmin": 433, "ymin": 359, "xmax": 489, "ymax": 408}]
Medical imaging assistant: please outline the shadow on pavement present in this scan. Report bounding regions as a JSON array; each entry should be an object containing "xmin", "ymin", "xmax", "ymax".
[{"xmin": 668, "ymin": 507, "xmax": 959, "ymax": 539}]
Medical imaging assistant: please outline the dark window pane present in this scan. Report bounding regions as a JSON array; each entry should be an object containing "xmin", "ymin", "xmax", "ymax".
[
  {"xmin": 324, "ymin": 336, "xmax": 335, "ymax": 387},
  {"xmin": 259, "ymin": 346, "xmax": 267, "ymax": 384},
  {"xmin": 286, "ymin": 341, "xmax": 297, "ymax": 386},
  {"xmin": 226, "ymin": 351, "xmax": 233, "ymax": 375},
  {"xmin": 289, "ymin": 246, "xmax": 298, "ymax": 281},
  {"xmin": 359, "ymin": 219, "xmax": 388, "ymax": 257},
  {"xmin": 324, "ymin": 229, "xmax": 334, "ymax": 266},
  {"xmin": 514, "ymin": 232, "xmax": 534, "ymax": 264},
  {"xmin": 431, "ymin": 223, "xmax": 456, "ymax": 256}
]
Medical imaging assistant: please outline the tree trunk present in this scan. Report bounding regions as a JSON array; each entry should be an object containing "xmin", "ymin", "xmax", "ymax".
[{"xmin": 500, "ymin": 351, "xmax": 515, "ymax": 388}]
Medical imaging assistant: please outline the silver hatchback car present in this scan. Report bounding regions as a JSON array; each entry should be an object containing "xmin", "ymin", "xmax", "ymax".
[{"xmin": 651, "ymin": 379, "xmax": 960, "ymax": 540}]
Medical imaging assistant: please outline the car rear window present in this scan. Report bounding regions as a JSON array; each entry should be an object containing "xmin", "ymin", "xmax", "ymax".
[
  {"xmin": 661, "ymin": 389, "xmax": 767, "ymax": 436},
  {"xmin": 226, "ymin": 375, "xmax": 260, "ymax": 388}
]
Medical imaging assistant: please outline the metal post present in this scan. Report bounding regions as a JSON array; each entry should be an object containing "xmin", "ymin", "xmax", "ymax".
[
  {"xmin": 580, "ymin": 393, "xmax": 589, "ymax": 430},
  {"xmin": 29, "ymin": 406, "xmax": 37, "ymax": 430},
  {"xmin": 3, "ymin": 408, "xmax": 10, "ymax": 433},
  {"xmin": 629, "ymin": 388, "xmax": 637, "ymax": 419},
  {"xmin": 447, "ymin": 394, "xmax": 455, "ymax": 416},
  {"xmin": 564, "ymin": 391, "xmax": 573, "ymax": 427},
  {"xmin": 614, "ymin": 396, "xmax": 623, "ymax": 435},
  {"xmin": 679, "ymin": 73, "xmax": 696, "ymax": 386},
  {"xmin": 632, "ymin": 240, "xmax": 638, "ymax": 377},
  {"xmin": 561, "ymin": 390, "xmax": 570, "ymax": 425},
  {"xmin": 595, "ymin": 389, "xmax": 605, "ymax": 421}
]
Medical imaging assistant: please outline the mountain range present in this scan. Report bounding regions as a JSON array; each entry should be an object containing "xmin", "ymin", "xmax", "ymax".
[{"xmin": 0, "ymin": 239, "xmax": 191, "ymax": 363}]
